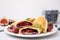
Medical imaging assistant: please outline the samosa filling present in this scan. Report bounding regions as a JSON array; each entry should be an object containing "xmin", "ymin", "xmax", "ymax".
[
  {"xmin": 17, "ymin": 21, "xmax": 32, "ymax": 28},
  {"xmin": 21, "ymin": 28, "xmax": 38, "ymax": 35}
]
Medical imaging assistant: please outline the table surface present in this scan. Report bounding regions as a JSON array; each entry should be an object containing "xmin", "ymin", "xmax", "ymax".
[{"xmin": 0, "ymin": 28, "xmax": 60, "ymax": 40}]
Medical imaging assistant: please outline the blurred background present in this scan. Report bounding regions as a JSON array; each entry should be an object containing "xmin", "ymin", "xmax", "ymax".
[{"xmin": 0, "ymin": 0, "xmax": 60, "ymax": 20}]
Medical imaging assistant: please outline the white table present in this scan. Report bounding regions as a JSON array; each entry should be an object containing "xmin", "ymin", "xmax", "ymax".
[{"xmin": 0, "ymin": 30, "xmax": 60, "ymax": 40}]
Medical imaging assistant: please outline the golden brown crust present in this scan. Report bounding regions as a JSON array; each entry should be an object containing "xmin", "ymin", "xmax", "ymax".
[
  {"xmin": 11, "ymin": 22, "xmax": 17, "ymax": 26},
  {"xmin": 32, "ymin": 16, "xmax": 48, "ymax": 33}
]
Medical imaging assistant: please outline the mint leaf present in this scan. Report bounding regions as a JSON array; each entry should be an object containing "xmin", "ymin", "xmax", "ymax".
[
  {"xmin": 26, "ymin": 18, "xmax": 30, "ymax": 21},
  {"xmin": 36, "ymin": 24, "xmax": 41, "ymax": 28}
]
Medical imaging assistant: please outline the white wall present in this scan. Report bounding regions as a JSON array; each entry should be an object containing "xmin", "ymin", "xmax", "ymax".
[{"xmin": 0, "ymin": 0, "xmax": 60, "ymax": 20}]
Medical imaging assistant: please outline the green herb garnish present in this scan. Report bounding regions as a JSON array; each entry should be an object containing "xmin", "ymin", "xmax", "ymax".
[
  {"xmin": 26, "ymin": 18, "xmax": 30, "ymax": 21},
  {"xmin": 36, "ymin": 24, "xmax": 41, "ymax": 28}
]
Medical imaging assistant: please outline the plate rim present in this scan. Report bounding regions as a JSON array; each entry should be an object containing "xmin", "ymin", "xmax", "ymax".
[{"xmin": 4, "ymin": 26, "xmax": 57, "ymax": 38}]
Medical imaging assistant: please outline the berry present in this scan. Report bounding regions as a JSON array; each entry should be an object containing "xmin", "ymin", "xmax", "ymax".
[
  {"xmin": 48, "ymin": 22, "xmax": 53, "ymax": 29},
  {"xmin": 47, "ymin": 27, "xmax": 52, "ymax": 32}
]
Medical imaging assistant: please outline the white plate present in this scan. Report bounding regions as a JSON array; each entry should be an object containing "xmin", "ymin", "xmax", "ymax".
[{"xmin": 4, "ymin": 26, "xmax": 57, "ymax": 38}]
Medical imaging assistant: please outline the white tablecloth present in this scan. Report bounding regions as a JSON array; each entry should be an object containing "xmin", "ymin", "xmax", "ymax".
[{"xmin": 0, "ymin": 31, "xmax": 60, "ymax": 40}]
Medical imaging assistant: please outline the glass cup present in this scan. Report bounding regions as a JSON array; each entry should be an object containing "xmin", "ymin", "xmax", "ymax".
[{"xmin": 44, "ymin": 10, "xmax": 59, "ymax": 24}]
